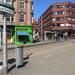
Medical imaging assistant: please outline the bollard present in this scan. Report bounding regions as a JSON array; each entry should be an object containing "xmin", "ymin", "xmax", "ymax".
[{"xmin": 15, "ymin": 45, "xmax": 23, "ymax": 68}]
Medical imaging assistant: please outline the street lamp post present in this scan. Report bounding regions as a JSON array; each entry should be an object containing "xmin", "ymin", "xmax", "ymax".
[
  {"xmin": 2, "ymin": 0, "xmax": 8, "ymax": 73},
  {"xmin": 41, "ymin": 17, "xmax": 43, "ymax": 41},
  {"xmin": 44, "ymin": 31, "xmax": 46, "ymax": 41},
  {"xmin": 0, "ymin": 0, "xmax": 15, "ymax": 73},
  {"xmin": 3, "ymin": 13, "xmax": 8, "ymax": 73}
]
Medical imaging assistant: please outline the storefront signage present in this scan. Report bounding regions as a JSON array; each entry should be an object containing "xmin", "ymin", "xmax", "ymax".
[{"xmin": 16, "ymin": 32, "xmax": 29, "ymax": 35}]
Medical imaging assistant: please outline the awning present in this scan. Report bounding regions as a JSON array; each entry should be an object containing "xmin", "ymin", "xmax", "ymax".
[
  {"xmin": 0, "ymin": 3, "xmax": 15, "ymax": 11},
  {"xmin": 16, "ymin": 32, "xmax": 29, "ymax": 35}
]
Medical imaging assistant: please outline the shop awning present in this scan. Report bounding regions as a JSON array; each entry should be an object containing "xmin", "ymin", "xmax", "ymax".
[{"xmin": 17, "ymin": 32, "xmax": 29, "ymax": 35}]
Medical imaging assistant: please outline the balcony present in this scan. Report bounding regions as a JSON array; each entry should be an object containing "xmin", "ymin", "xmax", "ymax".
[
  {"xmin": 72, "ymin": 27, "xmax": 75, "ymax": 30},
  {"xmin": 52, "ymin": 8, "xmax": 70, "ymax": 12},
  {"xmin": 51, "ymin": 26, "xmax": 72, "ymax": 30},
  {"xmin": 66, "ymin": 20, "xmax": 75, "ymax": 24},
  {"xmin": 0, "ymin": 21, "xmax": 15, "ymax": 26},
  {"xmin": 52, "ymin": 7, "xmax": 75, "ymax": 12},
  {"xmin": 52, "ymin": 20, "xmax": 75, "ymax": 24},
  {"xmin": 52, "ymin": 20, "xmax": 64, "ymax": 24},
  {"xmin": 52, "ymin": 13, "xmax": 70, "ymax": 18}
]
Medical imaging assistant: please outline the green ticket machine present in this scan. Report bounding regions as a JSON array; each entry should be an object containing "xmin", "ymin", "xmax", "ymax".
[{"xmin": 13, "ymin": 26, "xmax": 33, "ymax": 45}]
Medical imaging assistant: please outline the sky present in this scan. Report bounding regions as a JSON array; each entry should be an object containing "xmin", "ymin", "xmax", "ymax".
[{"xmin": 33, "ymin": 0, "xmax": 75, "ymax": 21}]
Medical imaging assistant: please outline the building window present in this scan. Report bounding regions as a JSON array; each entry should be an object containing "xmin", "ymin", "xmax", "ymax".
[
  {"xmin": 72, "ymin": 18, "xmax": 75, "ymax": 21},
  {"xmin": 25, "ymin": 0, "xmax": 28, "ymax": 3},
  {"xmin": 64, "ymin": 5, "xmax": 72, "ymax": 8},
  {"xmin": 20, "ymin": 2, "xmax": 24, "ymax": 9},
  {"xmin": 60, "ymin": 17, "xmax": 64, "ymax": 21},
  {"xmin": 71, "ymin": 6, "xmax": 75, "ymax": 9},
  {"xmin": 20, "ymin": 0, "xmax": 24, "ymax": 9},
  {"xmin": 53, "ymin": 12, "xmax": 56, "ymax": 15},
  {"xmin": 12, "ymin": 17, "xmax": 14, "ymax": 21},
  {"xmin": 57, "ymin": 24, "xmax": 60, "ymax": 27},
  {"xmin": 72, "ymin": 12, "xmax": 75, "ymax": 15},
  {"xmin": 6, "ymin": 15, "xmax": 10, "ymax": 21},
  {"xmin": 52, "ymin": 18, "xmax": 56, "ymax": 21},
  {"xmin": 56, "ymin": 11, "xmax": 63, "ymax": 14},
  {"xmin": 7, "ymin": 29, "xmax": 12, "ymax": 34},
  {"xmin": 66, "ymin": 11, "xmax": 71, "ymax": 14},
  {"xmin": 56, "ymin": 17, "xmax": 64, "ymax": 21},
  {"xmin": 67, "ymin": 18, "xmax": 71, "ymax": 20},
  {"xmin": 20, "ymin": 0, "xmax": 24, "ymax": 2},
  {"xmin": 56, "ymin": 18, "xmax": 60, "ymax": 21},
  {"xmin": 52, "ymin": 24, "xmax": 55, "ymax": 27},
  {"xmin": 57, "ymin": 5, "xmax": 64, "ymax": 8},
  {"xmin": 20, "ymin": 11, "xmax": 24, "ymax": 22},
  {"xmin": 7, "ymin": 0, "xmax": 11, "ymax": 5}
]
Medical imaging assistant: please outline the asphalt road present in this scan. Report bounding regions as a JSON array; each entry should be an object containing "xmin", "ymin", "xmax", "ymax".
[{"xmin": 0, "ymin": 39, "xmax": 75, "ymax": 75}]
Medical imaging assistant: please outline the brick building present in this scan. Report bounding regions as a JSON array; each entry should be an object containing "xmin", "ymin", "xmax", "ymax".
[
  {"xmin": 0, "ymin": 0, "xmax": 15, "ymax": 44},
  {"xmin": 15, "ymin": 0, "xmax": 33, "ymax": 25},
  {"xmin": 38, "ymin": 2, "xmax": 75, "ymax": 40},
  {"xmin": 33, "ymin": 19, "xmax": 39, "ymax": 41},
  {"xmin": 33, "ymin": 19, "xmax": 38, "ymax": 32},
  {"xmin": 0, "ymin": 0, "xmax": 33, "ymax": 44}
]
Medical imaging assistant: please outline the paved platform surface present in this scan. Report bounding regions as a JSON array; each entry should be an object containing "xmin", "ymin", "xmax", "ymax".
[
  {"xmin": 0, "ymin": 40, "xmax": 56, "ymax": 50},
  {"xmin": 0, "ymin": 39, "xmax": 75, "ymax": 75}
]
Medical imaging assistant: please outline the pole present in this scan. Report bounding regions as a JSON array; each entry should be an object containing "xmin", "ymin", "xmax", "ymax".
[
  {"xmin": 41, "ymin": 17, "xmax": 43, "ymax": 41},
  {"xmin": 44, "ymin": 31, "xmax": 47, "ymax": 41},
  {"xmin": 3, "ymin": 0, "xmax": 8, "ymax": 73},
  {"xmin": 3, "ymin": 13, "xmax": 8, "ymax": 73}
]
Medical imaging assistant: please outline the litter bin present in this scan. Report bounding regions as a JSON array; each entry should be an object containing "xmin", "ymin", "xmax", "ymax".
[{"xmin": 15, "ymin": 45, "xmax": 23, "ymax": 68}]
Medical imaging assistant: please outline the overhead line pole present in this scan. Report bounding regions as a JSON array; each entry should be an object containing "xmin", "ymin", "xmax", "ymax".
[
  {"xmin": 3, "ymin": 0, "xmax": 8, "ymax": 73},
  {"xmin": 41, "ymin": 16, "xmax": 43, "ymax": 41},
  {"xmin": 37, "ymin": 0, "xmax": 43, "ymax": 41}
]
